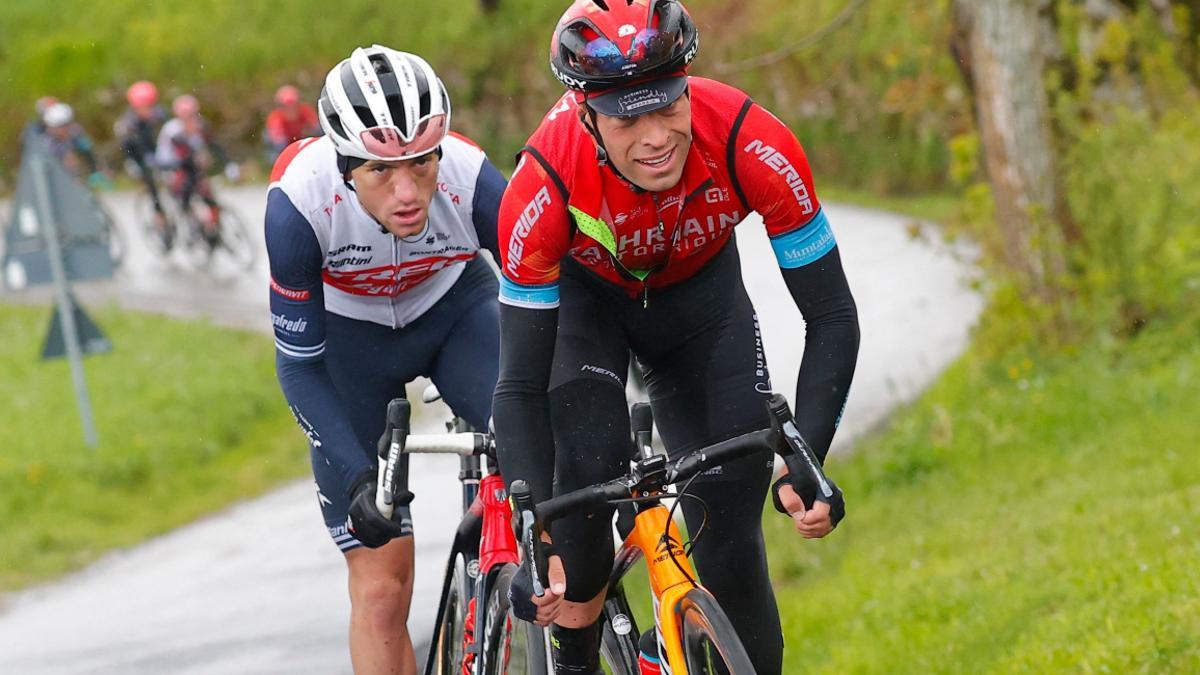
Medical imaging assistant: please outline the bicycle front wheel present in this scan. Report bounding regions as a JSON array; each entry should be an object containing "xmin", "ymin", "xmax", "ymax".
[
  {"xmin": 678, "ymin": 589, "xmax": 755, "ymax": 675},
  {"xmin": 431, "ymin": 553, "xmax": 472, "ymax": 675},
  {"xmin": 211, "ymin": 201, "xmax": 258, "ymax": 270},
  {"xmin": 482, "ymin": 563, "xmax": 551, "ymax": 675}
]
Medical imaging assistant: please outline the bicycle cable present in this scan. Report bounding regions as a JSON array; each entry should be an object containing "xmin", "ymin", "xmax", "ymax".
[{"xmin": 664, "ymin": 471, "xmax": 708, "ymax": 587}]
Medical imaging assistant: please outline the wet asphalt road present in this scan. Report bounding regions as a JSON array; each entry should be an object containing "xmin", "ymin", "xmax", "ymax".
[{"xmin": 0, "ymin": 185, "xmax": 982, "ymax": 673}]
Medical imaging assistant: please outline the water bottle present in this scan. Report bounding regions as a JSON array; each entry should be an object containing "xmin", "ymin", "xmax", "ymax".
[{"xmin": 637, "ymin": 628, "xmax": 660, "ymax": 675}]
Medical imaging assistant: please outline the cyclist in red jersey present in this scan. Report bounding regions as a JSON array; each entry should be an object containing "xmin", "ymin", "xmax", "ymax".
[
  {"xmin": 264, "ymin": 84, "xmax": 321, "ymax": 162},
  {"xmin": 493, "ymin": 2, "xmax": 859, "ymax": 673}
]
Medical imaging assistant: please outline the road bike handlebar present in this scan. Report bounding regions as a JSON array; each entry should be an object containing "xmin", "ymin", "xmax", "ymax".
[
  {"xmin": 402, "ymin": 433, "xmax": 492, "ymax": 456},
  {"xmin": 510, "ymin": 392, "xmax": 836, "ymax": 595},
  {"xmin": 375, "ymin": 397, "xmax": 496, "ymax": 516},
  {"xmin": 376, "ymin": 399, "xmax": 411, "ymax": 518}
]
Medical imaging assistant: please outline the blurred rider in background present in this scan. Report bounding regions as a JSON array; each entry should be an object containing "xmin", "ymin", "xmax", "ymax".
[
  {"xmin": 40, "ymin": 102, "xmax": 109, "ymax": 188},
  {"xmin": 21, "ymin": 95, "xmax": 59, "ymax": 146},
  {"xmin": 115, "ymin": 80, "xmax": 171, "ymax": 246},
  {"xmin": 156, "ymin": 94, "xmax": 226, "ymax": 247},
  {"xmin": 263, "ymin": 84, "xmax": 321, "ymax": 163}
]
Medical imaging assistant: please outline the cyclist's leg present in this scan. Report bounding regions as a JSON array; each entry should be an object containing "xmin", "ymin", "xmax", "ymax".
[
  {"xmin": 425, "ymin": 258, "xmax": 500, "ymax": 431},
  {"xmin": 196, "ymin": 176, "xmax": 220, "ymax": 228},
  {"xmin": 321, "ymin": 310, "xmax": 443, "ymax": 674},
  {"xmin": 544, "ymin": 262, "xmax": 634, "ymax": 674},
  {"xmin": 628, "ymin": 240, "xmax": 783, "ymax": 675}
]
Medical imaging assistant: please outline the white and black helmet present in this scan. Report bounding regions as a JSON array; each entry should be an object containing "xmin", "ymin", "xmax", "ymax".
[
  {"xmin": 318, "ymin": 45, "xmax": 451, "ymax": 166},
  {"xmin": 43, "ymin": 102, "xmax": 75, "ymax": 128}
]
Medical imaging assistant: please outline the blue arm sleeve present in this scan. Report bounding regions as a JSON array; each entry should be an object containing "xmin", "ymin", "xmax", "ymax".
[
  {"xmin": 266, "ymin": 188, "xmax": 373, "ymax": 497},
  {"xmin": 471, "ymin": 158, "xmax": 506, "ymax": 262}
]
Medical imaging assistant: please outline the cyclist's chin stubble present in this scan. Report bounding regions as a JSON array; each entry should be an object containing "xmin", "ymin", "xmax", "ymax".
[{"xmin": 619, "ymin": 133, "xmax": 691, "ymax": 193}]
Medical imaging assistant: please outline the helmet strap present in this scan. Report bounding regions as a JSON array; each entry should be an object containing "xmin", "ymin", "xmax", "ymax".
[{"xmin": 582, "ymin": 100, "xmax": 648, "ymax": 192}]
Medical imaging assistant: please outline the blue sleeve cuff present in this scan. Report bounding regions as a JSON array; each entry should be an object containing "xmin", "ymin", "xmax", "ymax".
[
  {"xmin": 499, "ymin": 278, "xmax": 560, "ymax": 309},
  {"xmin": 770, "ymin": 208, "xmax": 837, "ymax": 269}
]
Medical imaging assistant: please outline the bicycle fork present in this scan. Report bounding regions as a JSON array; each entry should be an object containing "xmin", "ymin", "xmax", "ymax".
[{"xmin": 625, "ymin": 504, "xmax": 698, "ymax": 675}]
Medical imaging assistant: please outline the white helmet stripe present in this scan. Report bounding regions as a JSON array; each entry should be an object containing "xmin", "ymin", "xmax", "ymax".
[{"xmin": 350, "ymin": 48, "xmax": 394, "ymax": 131}]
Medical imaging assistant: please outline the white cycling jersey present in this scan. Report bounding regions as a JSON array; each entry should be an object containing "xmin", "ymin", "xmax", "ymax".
[{"xmin": 267, "ymin": 133, "xmax": 490, "ymax": 331}]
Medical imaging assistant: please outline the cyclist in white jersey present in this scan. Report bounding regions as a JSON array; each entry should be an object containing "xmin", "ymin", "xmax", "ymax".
[{"xmin": 265, "ymin": 45, "xmax": 506, "ymax": 674}]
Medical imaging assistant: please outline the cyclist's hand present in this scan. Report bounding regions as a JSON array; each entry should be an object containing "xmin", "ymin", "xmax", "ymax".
[
  {"xmin": 346, "ymin": 471, "xmax": 412, "ymax": 548},
  {"xmin": 509, "ymin": 547, "xmax": 567, "ymax": 626},
  {"xmin": 773, "ymin": 473, "xmax": 845, "ymax": 538}
]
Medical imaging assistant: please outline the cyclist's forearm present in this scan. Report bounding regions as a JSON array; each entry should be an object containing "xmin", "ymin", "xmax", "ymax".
[
  {"xmin": 276, "ymin": 352, "xmax": 372, "ymax": 496},
  {"xmin": 781, "ymin": 246, "xmax": 860, "ymax": 463},
  {"xmin": 493, "ymin": 303, "xmax": 559, "ymax": 504}
]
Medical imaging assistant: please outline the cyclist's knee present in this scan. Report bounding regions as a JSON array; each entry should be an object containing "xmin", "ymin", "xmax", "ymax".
[
  {"xmin": 348, "ymin": 572, "xmax": 413, "ymax": 634},
  {"xmin": 555, "ymin": 514, "xmax": 615, "ymax": 603},
  {"xmin": 346, "ymin": 544, "xmax": 414, "ymax": 630}
]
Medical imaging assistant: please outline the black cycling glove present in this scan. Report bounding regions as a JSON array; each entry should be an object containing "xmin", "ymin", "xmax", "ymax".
[
  {"xmin": 507, "ymin": 563, "xmax": 540, "ymax": 623},
  {"xmin": 507, "ymin": 544, "xmax": 560, "ymax": 623},
  {"xmin": 771, "ymin": 472, "xmax": 846, "ymax": 529},
  {"xmin": 346, "ymin": 471, "xmax": 413, "ymax": 549}
]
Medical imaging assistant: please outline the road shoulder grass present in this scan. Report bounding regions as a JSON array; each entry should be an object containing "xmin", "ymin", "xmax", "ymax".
[
  {"xmin": 768, "ymin": 316, "xmax": 1200, "ymax": 672},
  {"xmin": 0, "ymin": 302, "xmax": 307, "ymax": 591}
]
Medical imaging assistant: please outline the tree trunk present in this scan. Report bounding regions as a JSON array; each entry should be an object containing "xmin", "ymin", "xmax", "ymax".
[{"xmin": 953, "ymin": 0, "xmax": 1067, "ymax": 293}]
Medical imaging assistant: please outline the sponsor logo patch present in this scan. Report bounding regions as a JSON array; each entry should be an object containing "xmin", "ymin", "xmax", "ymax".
[{"xmin": 270, "ymin": 277, "xmax": 311, "ymax": 301}]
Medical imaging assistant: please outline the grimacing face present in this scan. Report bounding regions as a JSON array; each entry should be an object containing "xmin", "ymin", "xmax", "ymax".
[
  {"xmin": 588, "ymin": 94, "xmax": 693, "ymax": 193},
  {"xmin": 349, "ymin": 152, "xmax": 440, "ymax": 237}
]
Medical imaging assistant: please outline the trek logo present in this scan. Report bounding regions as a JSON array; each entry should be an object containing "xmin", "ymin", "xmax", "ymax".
[
  {"xmin": 272, "ymin": 312, "xmax": 308, "ymax": 333},
  {"xmin": 270, "ymin": 277, "xmax": 310, "ymax": 301},
  {"xmin": 505, "ymin": 186, "xmax": 552, "ymax": 277},
  {"xmin": 743, "ymin": 139, "xmax": 815, "ymax": 215},
  {"xmin": 324, "ymin": 253, "xmax": 475, "ymax": 296}
]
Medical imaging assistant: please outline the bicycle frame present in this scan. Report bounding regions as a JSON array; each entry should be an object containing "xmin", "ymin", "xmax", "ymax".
[
  {"xmin": 477, "ymin": 472, "xmax": 520, "ymax": 574},
  {"xmin": 616, "ymin": 499, "xmax": 708, "ymax": 673},
  {"xmin": 408, "ymin": 418, "xmax": 527, "ymax": 675}
]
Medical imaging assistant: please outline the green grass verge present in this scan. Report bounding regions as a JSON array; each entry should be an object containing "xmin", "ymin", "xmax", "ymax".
[
  {"xmin": 614, "ymin": 314, "xmax": 1198, "ymax": 672},
  {"xmin": 765, "ymin": 316, "xmax": 1200, "ymax": 672},
  {"xmin": 0, "ymin": 302, "xmax": 306, "ymax": 591}
]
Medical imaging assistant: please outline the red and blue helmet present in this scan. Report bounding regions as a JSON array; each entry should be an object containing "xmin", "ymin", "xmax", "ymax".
[{"xmin": 550, "ymin": 0, "xmax": 699, "ymax": 115}]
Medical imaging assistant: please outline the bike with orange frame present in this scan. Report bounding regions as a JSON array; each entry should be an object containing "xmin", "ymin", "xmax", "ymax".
[{"xmin": 510, "ymin": 394, "xmax": 834, "ymax": 674}]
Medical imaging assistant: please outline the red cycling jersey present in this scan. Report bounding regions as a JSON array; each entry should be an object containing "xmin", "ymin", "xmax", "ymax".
[
  {"xmin": 498, "ymin": 76, "xmax": 829, "ymax": 305},
  {"xmin": 265, "ymin": 104, "xmax": 321, "ymax": 148}
]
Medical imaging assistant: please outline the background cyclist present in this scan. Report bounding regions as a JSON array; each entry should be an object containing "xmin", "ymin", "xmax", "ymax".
[
  {"xmin": 155, "ymin": 94, "xmax": 226, "ymax": 247},
  {"xmin": 115, "ymin": 80, "xmax": 171, "ymax": 246},
  {"xmin": 263, "ymin": 84, "xmax": 321, "ymax": 163},
  {"xmin": 492, "ymin": 2, "xmax": 860, "ymax": 673},
  {"xmin": 265, "ymin": 45, "xmax": 506, "ymax": 674},
  {"xmin": 39, "ymin": 102, "xmax": 108, "ymax": 187},
  {"xmin": 21, "ymin": 95, "xmax": 59, "ymax": 146}
]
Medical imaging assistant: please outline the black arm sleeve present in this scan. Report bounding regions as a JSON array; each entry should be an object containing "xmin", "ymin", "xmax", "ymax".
[
  {"xmin": 780, "ymin": 246, "xmax": 860, "ymax": 463},
  {"xmin": 492, "ymin": 303, "xmax": 559, "ymax": 504}
]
